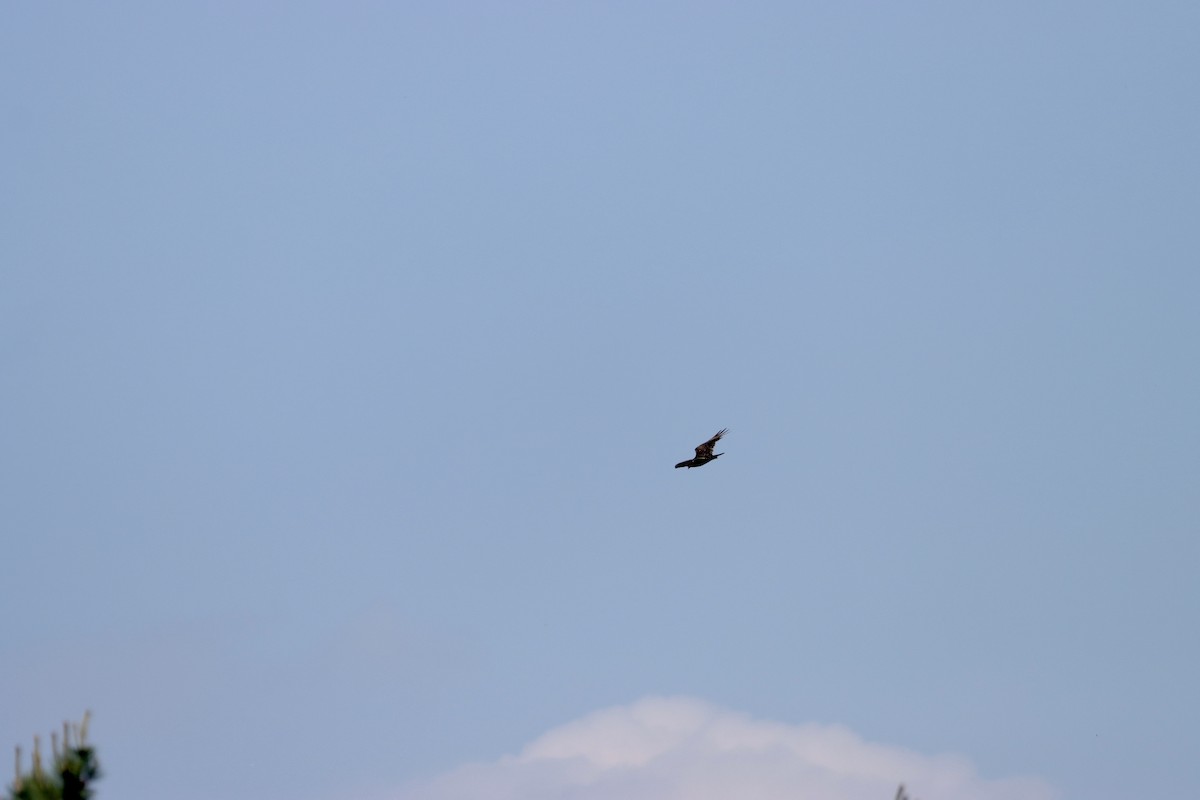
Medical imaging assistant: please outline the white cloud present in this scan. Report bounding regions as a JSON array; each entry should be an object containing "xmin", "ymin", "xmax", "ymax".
[{"xmin": 393, "ymin": 697, "xmax": 1056, "ymax": 800}]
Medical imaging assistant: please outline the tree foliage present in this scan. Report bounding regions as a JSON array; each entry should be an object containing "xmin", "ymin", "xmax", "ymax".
[{"xmin": 6, "ymin": 714, "xmax": 99, "ymax": 800}]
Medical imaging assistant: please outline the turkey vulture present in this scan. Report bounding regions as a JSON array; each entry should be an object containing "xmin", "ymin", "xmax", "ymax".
[{"xmin": 675, "ymin": 428, "xmax": 728, "ymax": 469}]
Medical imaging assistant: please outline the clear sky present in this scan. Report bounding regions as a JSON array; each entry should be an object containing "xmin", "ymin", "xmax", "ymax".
[{"xmin": 3, "ymin": 3, "xmax": 1197, "ymax": 800}]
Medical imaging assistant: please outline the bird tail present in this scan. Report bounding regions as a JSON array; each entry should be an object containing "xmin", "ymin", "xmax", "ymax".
[{"xmin": 675, "ymin": 461, "xmax": 690, "ymax": 469}]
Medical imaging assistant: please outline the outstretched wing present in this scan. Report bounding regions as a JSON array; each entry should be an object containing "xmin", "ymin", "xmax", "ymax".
[{"xmin": 694, "ymin": 428, "xmax": 728, "ymax": 458}]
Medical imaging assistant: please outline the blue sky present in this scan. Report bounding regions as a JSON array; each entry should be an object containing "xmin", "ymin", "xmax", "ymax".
[{"xmin": 2, "ymin": 3, "xmax": 1197, "ymax": 799}]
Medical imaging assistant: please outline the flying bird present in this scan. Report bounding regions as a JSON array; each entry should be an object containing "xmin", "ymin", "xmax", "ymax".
[{"xmin": 674, "ymin": 428, "xmax": 728, "ymax": 469}]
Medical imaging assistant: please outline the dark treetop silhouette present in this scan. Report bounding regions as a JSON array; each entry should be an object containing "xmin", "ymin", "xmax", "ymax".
[{"xmin": 674, "ymin": 428, "xmax": 728, "ymax": 469}]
